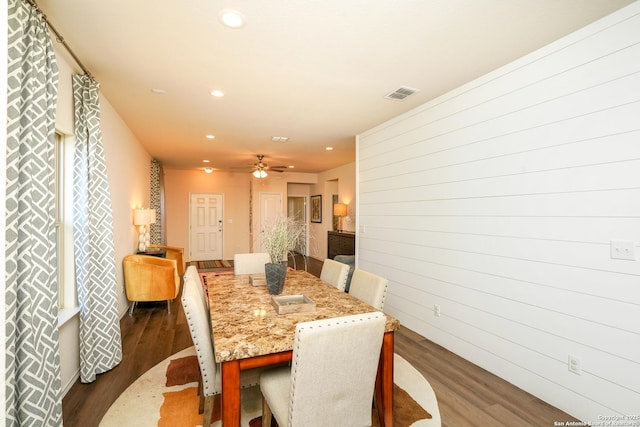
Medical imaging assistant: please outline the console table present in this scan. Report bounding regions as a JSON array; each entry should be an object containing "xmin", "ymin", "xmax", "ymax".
[
  {"xmin": 136, "ymin": 248, "xmax": 166, "ymax": 258},
  {"xmin": 327, "ymin": 231, "xmax": 355, "ymax": 259}
]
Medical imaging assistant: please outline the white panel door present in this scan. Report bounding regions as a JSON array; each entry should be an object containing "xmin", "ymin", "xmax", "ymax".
[
  {"xmin": 189, "ymin": 193, "xmax": 223, "ymax": 261},
  {"xmin": 259, "ymin": 192, "xmax": 283, "ymax": 255}
]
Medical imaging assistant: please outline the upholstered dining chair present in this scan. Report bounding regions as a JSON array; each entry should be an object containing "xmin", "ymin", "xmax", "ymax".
[
  {"xmin": 348, "ymin": 269, "xmax": 389, "ymax": 310},
  {"xmin": 181, "ymin": 276, "xmax": 263, "ymax": 426},
  {"xmin": 260, "ymin": 312, "xmax": 386, "ymax": 427},
  {"xmin": 233, "ymin": 252, "xmax": 271, "ymax": 275},
  {"xmin": 123, "ymin": 254, "xmax": 180, "ymax": 315},
  {"xmin": 333, "ymin": 254, "xmax": 355, "ymax": 291},
  {"xmin": 319, "ymin": 258, "xmax": 350, "ymax": 291},
  {"xmin": 184, "ymin": 264, "xmax": 201, "ymax": 289},
  {"xmin": 184, "ymin": 265, "xmax": 208, "ymax": 315}
]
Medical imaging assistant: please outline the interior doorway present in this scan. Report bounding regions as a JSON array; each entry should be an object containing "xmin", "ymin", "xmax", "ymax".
[
  {"xmin": 258, "ymin": 192, "xmax": 283, "ymax": 253},
  {"xmin": 287, "ymin": 195, "xmax": 308, "ymax": 255}
]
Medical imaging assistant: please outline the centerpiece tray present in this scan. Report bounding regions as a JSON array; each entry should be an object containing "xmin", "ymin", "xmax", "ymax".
[{"xmin": 271, "ymin": 294, "xmax": 316, "ymax": 314}]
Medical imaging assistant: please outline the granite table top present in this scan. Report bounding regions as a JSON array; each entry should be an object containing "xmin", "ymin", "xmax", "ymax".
[{"xmin": 205, "ymin": 269, "xmax": 399, "ymax": 363}]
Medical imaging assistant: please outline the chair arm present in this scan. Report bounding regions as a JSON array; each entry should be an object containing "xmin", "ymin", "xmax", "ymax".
[{"xmin": 155, "ymin": 245, "xmax": 185, "ymax": 275}]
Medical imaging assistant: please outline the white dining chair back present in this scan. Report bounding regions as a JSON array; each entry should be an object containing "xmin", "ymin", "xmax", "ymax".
[
  {"xmin": 182, "ymin": 276, "xmax": 263, "ymax": 426},
  {"xmin": 181, "ymin": 278, "xmax": 219, "ymax": 425},
  {"xmin": 233, "ymin": 252, "xmax": 271, "ymax": 275},
  {"xmin": 184, "ymin": 265, "xmax": 209, "ymax": 315},
  {"xmin": 184, "ymin": 265, "xmax": 201, "ymax": 287},
  {"xmin": 348, "ymin": 269, "xmax": 389, "ymax": 310},
  {"xmin": 319, "ymin": 258, "xmax": 350, "ymax": 291},
  {"xmin": 260, "ymin": 312, "xmax": 386, "ymax": 427}
]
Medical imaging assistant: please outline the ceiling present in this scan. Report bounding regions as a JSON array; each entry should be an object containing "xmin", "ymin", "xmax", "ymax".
[{"xmin": 37, "ymin": 0, "xmax": 635, "ymax": 174}]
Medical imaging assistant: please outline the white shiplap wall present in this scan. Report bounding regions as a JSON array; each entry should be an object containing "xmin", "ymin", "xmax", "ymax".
[{"xmin": 357, "ymin": 3, "xmax": 640, "ymax": 422}]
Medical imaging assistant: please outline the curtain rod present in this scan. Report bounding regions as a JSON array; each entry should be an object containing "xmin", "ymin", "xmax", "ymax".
[{"xmin": 26, "ymin": 0, "xmax": 95, "ymax": 81}]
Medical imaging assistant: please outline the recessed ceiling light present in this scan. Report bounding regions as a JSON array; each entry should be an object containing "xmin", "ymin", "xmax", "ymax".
[
  {"xmin": 205, "ymin": 135, "xmax": 215, "ymax": 139},
  {"xmin": 325, "ymin": 147, "xmax": 334, "ymax": 151},
  {"xmin": 203, "ymin": 159, "xmax": 210, "ymax": 163},
  {"xmin": 210, "ymin": 90, "xmax": 224, "ymax": 97},
  {"xmin": 151, "ymin": 88, "xmax": 166, "ymax": 94},
  {"xmin": 219, "ymin": 9, "xmax": 246, "ymax": 29},
  {"xmin": 271, "ymin": 136, "xmax": 289, "ymax": 142}
]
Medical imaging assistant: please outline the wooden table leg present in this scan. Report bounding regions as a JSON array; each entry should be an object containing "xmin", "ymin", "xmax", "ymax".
[
  {"xmin": 221, "ymin": 360, "xmax": 241, "ymax": 427},
  {"xmin": 376, "ymin": 331, "xmax": 395, "ymax": 427}
]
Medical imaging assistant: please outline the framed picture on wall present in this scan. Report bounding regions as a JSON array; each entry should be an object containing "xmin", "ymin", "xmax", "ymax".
[{"xmin": 310, "ymin": 195, "xmax": 322, "ymax": 223}]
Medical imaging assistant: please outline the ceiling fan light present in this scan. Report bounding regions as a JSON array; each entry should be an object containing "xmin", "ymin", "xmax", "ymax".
[{"xmin": 253, "ymin": 169, "xmax": 267, "ymax": 178}]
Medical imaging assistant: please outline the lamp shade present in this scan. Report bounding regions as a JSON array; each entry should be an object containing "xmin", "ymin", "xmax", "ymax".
[
  {"xmin": 133, "ymin": 208, "xmax": 156, "ymax": 225},
  {"xmin": 133, "ymin": 209, "xmax": 147, "ymax": 226},
  {"xmin": 333, "ymin": 203, "xmax": 347, "ymax": 217}
]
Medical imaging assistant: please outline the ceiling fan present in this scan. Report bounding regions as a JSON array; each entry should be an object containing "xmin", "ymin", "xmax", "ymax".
[{"xmin": 251, "ymin": 154, "xmax": 287, "ymax": 178}]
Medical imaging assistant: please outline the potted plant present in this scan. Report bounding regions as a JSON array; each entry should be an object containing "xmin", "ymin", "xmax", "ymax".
[{"xmin": 262, "ymin": 215, "xmax": 306, "ymax": 294}]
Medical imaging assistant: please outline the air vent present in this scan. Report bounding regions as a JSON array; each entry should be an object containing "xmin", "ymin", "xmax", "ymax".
[{"xmin": 385, "ymin": 86, "xmax": 419, "ymax": 100}]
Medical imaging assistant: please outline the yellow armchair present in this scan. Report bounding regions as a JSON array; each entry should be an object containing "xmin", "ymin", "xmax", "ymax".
[
  {"xmin": 154, "ymin": 244, "xmax": 185, "ymax": 276},
  {"xmin": 123, "ymin": 254, "xmax": 180, "ymax": 315}
]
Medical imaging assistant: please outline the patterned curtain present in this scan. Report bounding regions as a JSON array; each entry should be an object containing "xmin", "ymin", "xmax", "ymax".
[
  {"xmin": 72, "ymin": 74, "xmax": 122, "ymax": 383},
  {"xmin": 5, "ymin": 0, "xmax": 62, "ymax": 425},
  {"xmin": 150, "ymin": 159, "xmax": 164, "ymax": 244}
]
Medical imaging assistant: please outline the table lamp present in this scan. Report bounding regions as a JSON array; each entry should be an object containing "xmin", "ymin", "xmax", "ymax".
[
  {"xmin": 333, "ymin": 203, "xmax": 347, "ymax": 232},
  {"xmin": 133, "ymin": 208, "xmax": 156, "ymax": 251}
]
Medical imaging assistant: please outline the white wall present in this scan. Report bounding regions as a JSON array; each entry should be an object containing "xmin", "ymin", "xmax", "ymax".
[
  {"xmin": 53, "ymin": 42, "xmax": 151, "ymax": 394},
  {"xmin": 357, "ymin": 3, "xmax": 640, "ymax": 422}
]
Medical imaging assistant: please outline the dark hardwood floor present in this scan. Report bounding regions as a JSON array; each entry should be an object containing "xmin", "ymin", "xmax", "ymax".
[{"xmin": 62, "ymin": 255, "xmax": 577, "ymax": 426}]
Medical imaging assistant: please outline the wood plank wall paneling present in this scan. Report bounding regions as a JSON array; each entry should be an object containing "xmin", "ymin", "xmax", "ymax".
[{"xmin": 357, "ymin": 3, "xmax": 640, "ymax": 423}]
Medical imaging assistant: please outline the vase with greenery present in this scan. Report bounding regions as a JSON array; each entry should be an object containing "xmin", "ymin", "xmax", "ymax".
[{"xmin": 262, "ymin": 215, "xmax": 306, "ymax": 295}]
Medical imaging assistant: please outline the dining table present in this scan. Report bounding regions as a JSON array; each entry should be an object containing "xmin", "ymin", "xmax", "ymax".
[{"xmin": 205, "ymin": 268, "xmax": 400, "ymax": 427}]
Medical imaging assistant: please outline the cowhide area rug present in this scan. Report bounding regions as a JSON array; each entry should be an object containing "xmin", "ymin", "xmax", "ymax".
[{"xmin": 100, "ymin": 346, "xmax": 441, "ymax": 427}]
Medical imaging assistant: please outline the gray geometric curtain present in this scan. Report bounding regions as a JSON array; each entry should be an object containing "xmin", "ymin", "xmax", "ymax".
[
  {"xmin": 5, "ymin": 0, "xmax": 62, "ymax": 425},
  {"xmin": 150, "ymin": 159, "xmax": 164, "ymax": 244},
  {"xmin": 72, "ymin": 74, "xmax": 122, "ymax": 383}
]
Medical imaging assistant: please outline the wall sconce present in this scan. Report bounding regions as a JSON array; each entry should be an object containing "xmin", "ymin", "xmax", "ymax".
[
  {"xmin": 133, "ymin": 208, "xmax": 156, "ymax": 252},
  {"xmin": 333, "ymin": 203, "xmax": 347, "ymax": 232},
  {"xmin": 204, "ymin": 167, "xmax": 213, "ymax": 174}
]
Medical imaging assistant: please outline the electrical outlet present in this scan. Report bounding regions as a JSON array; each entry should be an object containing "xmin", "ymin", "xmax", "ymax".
[
  {"xmin": 610, "ymin": 240, "xmax": 636, "ymax": 260},
  {"xmin": 433, "ymin": 304, "xmax": 441, "ymax": 317},
  {"xmin": 568, "ymin": 354, "xmax": 581, "ymax": 375}
]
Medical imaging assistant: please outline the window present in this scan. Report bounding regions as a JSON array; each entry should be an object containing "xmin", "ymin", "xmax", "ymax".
[
  {"xmin": 54, "ymin": 132, "xmax": 64, "ymax": 307},
  {"xmin": 55, "ymin": 131, "xmax": 78, "ymax": 324}
]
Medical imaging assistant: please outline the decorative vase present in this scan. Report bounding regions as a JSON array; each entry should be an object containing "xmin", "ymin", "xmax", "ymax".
[{"xmin": 265, "ymin": 261, "xmax": 288, "ymax": 295}]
